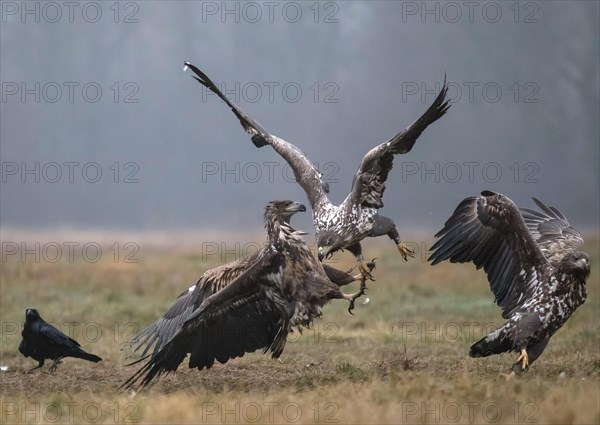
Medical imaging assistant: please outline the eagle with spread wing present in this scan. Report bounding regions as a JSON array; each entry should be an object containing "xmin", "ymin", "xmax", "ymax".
[
  {"xmin": 184, "ymin": 62, "xmax": 450, "ymax": 278},
  {"xmin": 127, "ymin": 201, "xmax": 369, "ymax": 361},
  {"xmin": 428, "ymin": 191, "xmax": 590, "ymax": 378},
  {"xmin": 122, "ymin": 201, "xmax": 370, "ymax": 390}
]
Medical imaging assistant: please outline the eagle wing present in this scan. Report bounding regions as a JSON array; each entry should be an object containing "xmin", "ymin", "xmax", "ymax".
[
  {"xmin": 521, "ymin": 197, "xmax": 584, "ymax": 265},
  {"xmin": 121, "ymin": 247, "xmax": 287, "ymax": 390},
  {"xmin": 127, "ymin": 255, "xmax": 258, "ymax": 359},
  {"xmin": 428, "ymin": 191, "xmax": 550, "ymax": 319},
  {"xmin": 348, "ymin": 78, "xmax": 450, "ymax": 209},
  {"xmin": 184, "ymin": 62, "xmax": 329, "ymax": 210}
]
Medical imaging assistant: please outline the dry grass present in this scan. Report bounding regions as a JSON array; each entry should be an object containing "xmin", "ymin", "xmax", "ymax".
[{"xmin": 1, "ymin": 235, "xmax": 599, "ymax": 424}]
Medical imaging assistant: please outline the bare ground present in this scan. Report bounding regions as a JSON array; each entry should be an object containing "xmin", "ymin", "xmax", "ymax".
[{"xmin": 1, "ymin": 236, "xmax": 599, "ymax": 424}]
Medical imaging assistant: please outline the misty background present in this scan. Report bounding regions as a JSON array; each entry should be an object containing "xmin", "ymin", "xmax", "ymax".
[{"xmin": 1, "ymin": 1, "xmax": 599, "ymax": 244}]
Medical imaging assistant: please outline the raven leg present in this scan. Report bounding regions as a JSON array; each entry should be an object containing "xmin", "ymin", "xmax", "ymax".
[
  {"xmin": 25, "ymin": 360, "xmax": 44, "ymax": 374},
  {"xmin": 370, "ymin": 215, "xmax": 414, "ymax": 261},
  {"xmin": 49, "ymin": 357, "xmax": 64, "ymax": 373},
  {"xmin": 347, "ymin": 243, "xmax": 375, "ymax": 281}
]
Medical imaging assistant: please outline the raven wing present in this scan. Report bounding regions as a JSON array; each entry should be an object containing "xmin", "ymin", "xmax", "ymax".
[
  {"xmin": 37, "ymin": 321, "xmax": 82, "ymax": 349},
  {"xmin": 184, "ymin": 62, "xmax": 330, "ymax": 211},
  {"xmin": 348, "ymin": 78, "xmax": 450, "ymax": 209},
  {"xmin": 428, "ymin": 191, "xmax": 550, "ymax": 319}
]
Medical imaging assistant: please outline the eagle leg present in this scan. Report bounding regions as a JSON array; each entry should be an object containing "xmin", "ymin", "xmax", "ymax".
[
  {"xmin": 344, "ymin": 284, "xmax": 366, "ymax": 315},
  {"xmin": 344, "ymin": 268, "xmax": 373, "ymax": 314},
  {"xmin": 368, "ymin": 215, "xmax": 413, "ymax": 262},
  {"xmin": 501, "ymin": 348, "xmax": 530, "ymax": 381},
  {"xmin": 397, "ymin": 242, "xmax": 415, "ymax": 262},
  {"xmin": 347, "ymin": 244, "xmax": 375, "ymax": 281}
]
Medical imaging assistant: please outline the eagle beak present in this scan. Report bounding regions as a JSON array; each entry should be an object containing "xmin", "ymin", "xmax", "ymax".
[
  {"xmin": 318, "ymin": 246, "xmax": 333, "ymax": 262},
  {"xmin": 288, "ymin": 202, "xmax": 306, "ymax": 213},
  {"xmin": 318, "ymin": 247, "xmax": 325, "ymax": 262},
  {"xmin": 576, "ymin": 258, "xmax": 589, "ymax": 269}
]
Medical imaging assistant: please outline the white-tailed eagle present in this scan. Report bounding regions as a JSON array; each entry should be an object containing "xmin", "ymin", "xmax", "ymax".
[
  {"xmin": 428, "ymin": 191, "xmax": 589, "ymax": 378},
  {"xmin": 122, "ymin": 200, "xmax": 370, "ymax": 390},
  {"xmin": 184, "ymin": 62, "xmax": 450, "ymax": 278}
]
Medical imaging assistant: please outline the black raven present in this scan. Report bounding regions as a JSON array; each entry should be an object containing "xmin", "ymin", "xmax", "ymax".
[{"xmin": 19, "ymin": 308, "xmax": 102, "ymax": 373}]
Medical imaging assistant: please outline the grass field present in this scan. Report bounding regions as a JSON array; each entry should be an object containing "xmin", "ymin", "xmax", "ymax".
[{"xmin": 1, "ymin": 234, "xmax": 599, "ymax": 424}]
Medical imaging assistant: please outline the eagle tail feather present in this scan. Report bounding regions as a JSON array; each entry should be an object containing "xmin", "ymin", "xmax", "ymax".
[{"xmin": 469, "ymin": 334, "xmax": 513, "ymax": 358}]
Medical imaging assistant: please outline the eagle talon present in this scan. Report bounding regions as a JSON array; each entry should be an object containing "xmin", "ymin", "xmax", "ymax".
[
  {"xmin": 516, "ymin": 348, "xmax": 529, "ymax": 371},
  {"xmin": 397, "ymin": 243, "xmax": 415, "ymax": 262},
  {"xmin": 348, "ymin": 299, "xmax": 356, "ymax": 315},
  {"xmin": 357, "ymin": 260, "xmax": 376, "ymax": 281},
  {"xmin": 501, "ymin": 371, "xmax": 517, "ymax": 382},
  {"xmin": 346, "ymin": 288, "xmax": 366, "ymax": 314},
  {"xmin": 345, "ymin": 277, "xmax": 369, "ymax": 314},
  {"xmin": 366, "ymin": 259, "xmax": 376, "ymax": 272}
]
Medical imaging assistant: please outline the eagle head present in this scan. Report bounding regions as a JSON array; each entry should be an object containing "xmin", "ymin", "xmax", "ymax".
[
  {"xmin": 573, "ymin": 251, "xmax": 591, "ymax": 276},
  {"xmin": 561, "ymin": 251, "xmax": 591, "ymax": 281},
  {"xmin": 265, "ymin": 200, "xmax": 306, "ymax": 223},
  {"xmin": 317, "ymin": 231, "xmax": 344, "ymax": 261}
]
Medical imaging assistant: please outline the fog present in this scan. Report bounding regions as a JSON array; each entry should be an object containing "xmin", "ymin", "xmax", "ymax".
[{"xmin": 1, "ymin": 1, "xmax": 599, "ymax": 240}]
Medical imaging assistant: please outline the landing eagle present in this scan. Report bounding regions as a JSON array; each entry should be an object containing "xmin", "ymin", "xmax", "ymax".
[
  {"xmin": 428, "ymin": 191, "xmax": 590, "ymax": 378},
  {"xmin": 184, "ymin": 62, "xmax": 450, "ymax": 278},
  {"xmin": 122, "ymin": 201, "xmax": 369, "ymax": 390}
]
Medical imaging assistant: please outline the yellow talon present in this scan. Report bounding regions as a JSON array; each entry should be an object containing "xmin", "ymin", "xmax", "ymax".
[
  {"xmin": 516, "ymin": 348, "xmax": 529, "ymax": 370},
  {"xmin": 357, "ymin": 259, "xmax": 375, "ymax": 281},
  {"xmin": 397, "ymin": 242, "xmax": 415, "ymax": 261}
]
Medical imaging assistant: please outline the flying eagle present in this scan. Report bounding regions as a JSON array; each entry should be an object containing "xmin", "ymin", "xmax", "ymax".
[
  {"xmin": 428, "ymin": 191, "xmax": 590, "ymax": 379},
  {"xmin": 183, "ymin": 62, "xmax": 450, "ymax": 278},
  {"xmin": 122, "ymin": 200, "xmax": 370, "ymax": 390},
  {"xmin": 19, "ymin": 308, "xmax": 102, "ymax": 373}
]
